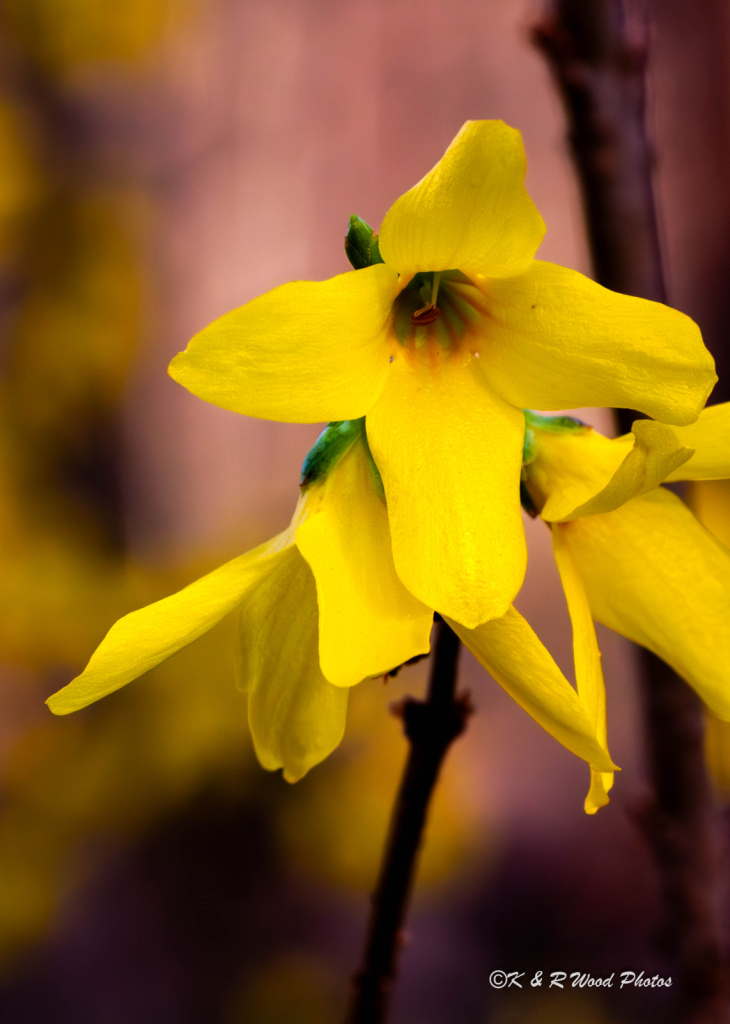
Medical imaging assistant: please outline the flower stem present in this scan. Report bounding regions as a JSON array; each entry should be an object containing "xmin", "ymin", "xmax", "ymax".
[
  {"xmin": 534, "ymin": 1, "xmax": 730, "ymax": 1017},
  {"xmin": 345, "ymin": 619, "xmax": 470, "ymax": 1024}
]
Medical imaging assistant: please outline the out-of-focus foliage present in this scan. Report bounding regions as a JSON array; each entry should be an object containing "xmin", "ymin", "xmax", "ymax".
[
  {"xmin": 0, "ymin": 0, "xmax": 485, "ymax": 987},
  {"xmin": 0, "ymin": 5, "xmax": 152, "ymax": 673},
  {"xmin": 0, "ymin": 187, "xmax": 145, "ymax": 667},
  {"xmin": 488, "ymin": 988, "xmax": 622, "ymax": 1023},
  {"xmin": 689, "ymin": 478, "xmax": 730, "ymax": 798},
  {"xmin": 225, "ymin": 953, "xmax": 340, "ymax": 1024},
  {"xmin": 277, "ymin": 662, "xmax": 488, "ymax": 891},
  {"xmin": 10, "ymin": 195, "xmax": 141, "ymax": 435},
  {"xmin": 0, "ymin": 0, "xmax": 223, "ymax": 968},
  {"xmin": 0, "ymin": 101, "xmax": 43, "ymax": 266},
  {"xmin": 0, "ymin": 616, "xmax": 256, "ymax": 960},
  {"xmin": 2, "ymin": 0, "xmax": 190, "ymax": 75}
]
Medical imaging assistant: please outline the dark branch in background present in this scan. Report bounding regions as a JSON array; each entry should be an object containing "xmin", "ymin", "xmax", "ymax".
[
  {"xmin": 534, "ymin": 0, "xmax": 665, "ymax": 306},
  {"xmin": 346, "ymin": 619, "xmax": 470, "ymax": 1024},
  {"xmin": 534, "ymin": 2, "xmax": 729, "ymax": 1021}
]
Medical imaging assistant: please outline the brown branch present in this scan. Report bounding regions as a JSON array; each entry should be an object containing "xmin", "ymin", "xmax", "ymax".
[
  {"xmin": 533, "ymin": 0, "xmax": 665, "ymax": 307},
  {"xmin": 345, "ymin": 619, "xmax": 470, "ymax": 1024},
  {"xmin": 640, "ymin": 654, "xmax": 729, "ymax": 1021},
  {"xmin": 534, "ymin": 3, "xmax": 730, "ymax": 1020}
]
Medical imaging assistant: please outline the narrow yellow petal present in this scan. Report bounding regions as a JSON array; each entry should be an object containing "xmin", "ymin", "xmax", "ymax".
[
  {"xmin": 539, "ymin": 420, "xmax": 693, "ymax": 522},
  {"xmin": 552, "ymin": 525, "xmax": 614, "ymax": 812},
  {"xmin": 480, "ymin": 262, "xmax": 716, "ymax": 425},
  {"xmin": 239, "ymin": 546, "xmax": 349, "ymax": 782},
  {"xmin": 666, "ymin": 402, "xmax": 730, "ymax": 480},
  {"xmin": 366, "ymin": 352, "xmax": 526, "ymax": 628},
  {"xmin": 47, "ymin": 536, "xmax": 290, "ymax": 714},
  {"xmin": 169, "ymin": 264, "xmax": 399, "ymax": 423},
  {"xmin": 449, "ymin": 608, "xmax": 617, "ymax": 772},
  {"xmin": 562, "ymin": 489, "xmax": 730, "ymax": 719},
  {"xmin": 378, "ymin": 120, "xmax": 545, "ymax": 278},
  {"xmin": 552, "ymin": 527, "xmax": 607, "ymax": 737},
  {"xmin": 585, "ymin": 770, "xmax": 614, "ymax": 815},
  {"xmin": 296, "ymin": 440, "xmax": 433, "ymax": 687}
]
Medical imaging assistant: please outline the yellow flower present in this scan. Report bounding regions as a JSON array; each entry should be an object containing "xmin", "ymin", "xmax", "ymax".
[
  {"xmin": 48, "ymin": 419, "xmax": 616, "ymax": 784},
  {"xmin": 168, "ymin": 120, "xmax": 715, "ymax": 631},
  {"xmin": 521, "ymin": 404, "xmax": 730, "ymax": 812}
]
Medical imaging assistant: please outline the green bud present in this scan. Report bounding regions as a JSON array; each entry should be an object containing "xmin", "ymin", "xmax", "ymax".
[{"xmin": 345, "ymin": 214, "xmax": 384, "ymax": 270}]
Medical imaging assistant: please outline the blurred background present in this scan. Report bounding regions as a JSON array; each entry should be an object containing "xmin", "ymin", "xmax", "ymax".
[{"xmin": 0, "ymin": 0, "xmax": 728, "ymax": 1021}]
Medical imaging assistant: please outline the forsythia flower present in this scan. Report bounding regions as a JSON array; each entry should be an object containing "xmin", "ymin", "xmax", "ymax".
[
  {"xmin": 48, "ymin": 420, "xmax": 616, "ymax": 784},
  {"xmin": 521, "ymin": 404, "xmax": 730, "ymax": 811},
  {"xmin": 168, "ymin": 120, "xmax": 715, "ymax": 631}
]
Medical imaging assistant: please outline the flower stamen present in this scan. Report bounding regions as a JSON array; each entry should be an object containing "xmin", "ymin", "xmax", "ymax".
[
  {"xmin": 410, "ymin": 272, "xmax": 442, "ymax": 325},
  {"xmin": 410, "ymin": 306, "xmax": 441, "ymax": 325}
]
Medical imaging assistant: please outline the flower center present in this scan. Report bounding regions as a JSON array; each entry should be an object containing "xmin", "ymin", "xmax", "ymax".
[
  {"xmin": 410, "ymin": 271, "xmax": 442, "ymax": 325},
  {"xmin": 392, "ymin": 271, "xmax": 487, "ymax": 352}
]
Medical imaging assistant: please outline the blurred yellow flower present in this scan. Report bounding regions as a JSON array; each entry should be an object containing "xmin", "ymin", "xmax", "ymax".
[
  {"xmin": 169, "ymin": 119, "xmax": 714, "ymax": 631},
  {"xmin": 521, "ymin": 404, "xmax": 730, "ymax": 811},
  {"xmin": 48, "ymin": 419, "xmax": 616, "ymax": 784}
]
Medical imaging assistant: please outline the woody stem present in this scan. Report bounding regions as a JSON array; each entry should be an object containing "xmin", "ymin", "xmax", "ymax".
[
  {"xmin": 534, "ymin": 1, "xmax": 729, "ymax": 1018},
  {"xmin": 345, "ymin": 618, "xmax": 470, "ymax": 1024}
]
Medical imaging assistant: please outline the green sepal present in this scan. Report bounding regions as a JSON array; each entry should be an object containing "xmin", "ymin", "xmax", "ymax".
[
  {"xmin": 300, "ymin": 420, "xmax": 361, "ymax": 489},
  {"xmin": 345, "ymin": 215, "xmax": 384, "ymax": 270},
  {"xmin": 361, "ymin": 423, "xmax": 385, "ymax": 499},
  {"xmin": 520, "ymin": 409, "xmax": 589, "ymax": 468},
  {"xmin": 523, "ymin": 409, "xmax": 588, "ymax": 433},
  {"xmin": 300, "ymin": 417, "xmax": 386, "ymax": 498},
  {"xmin": 521, "ymin": 410, "xmax": 589, "ymax": 510},
  {"xmin": 522, "ymin": 410, "xmax": 589, "ymax": 467},
  {"xmin": 522, "ymin": 426, "xmax": 536, "ymax": 466}
]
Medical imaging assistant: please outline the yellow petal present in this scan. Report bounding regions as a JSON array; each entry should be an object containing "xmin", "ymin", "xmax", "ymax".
[
  {"xmin": 480, "ymin": 262, "xmax": 716, "ymax": 426},
  {"xmin": 666, "ymin": 402, "xmax": 730, "ymax": 480},
  {"xmin": 561, "ymin": 488, "xmax": 730, "ymax": 719},
  {"xmin": 366, "ymin": 351, "xmax": 526, "ymax": 628},
  {"xmin": 552, "ymin": 525, "xmax": 614, "ymax": 813},
  {"xmin": 378, "ymin": 120, "xmax": 545, "ymax": 278},
  {"xmin": 449, "ymin": 607, "xmax": 617, "ymax": 772},
  {"xmin": 169, "ymin": 264, "xmax": 399, "ymax": 423},
  {"xmin": 585, "ymin": 770, "xmax": 614, "ymax": 814},
  {"xmin": 687, "ymin": 479, "xmax": 730, "ymax": 549},
  {"xmin": 537, "ymin": 420, "xmax": 693, "ymax": 522},
  {"xmin": 296, "ymin": 440, "xmax": 433, "ymax": 687},
  {"xmin": 47, "ymin": 536, "xmax": 290, "ymax": 714},
  {"xmin": 526, "ymin": 422, "xmax": 632, "ymax": 520},
  {"xmin": 238, "ymin": 546, "xmax": 349, "ymax": 782}
]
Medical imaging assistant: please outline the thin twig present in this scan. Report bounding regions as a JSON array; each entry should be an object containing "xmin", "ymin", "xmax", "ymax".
[
  {"xmin": 346, "ymin": 619, "xmax": 470, "ymax": 1024},
  {"xmin": 534, "ymin": 2, "xmax": 729, "ymax": 1019}
]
